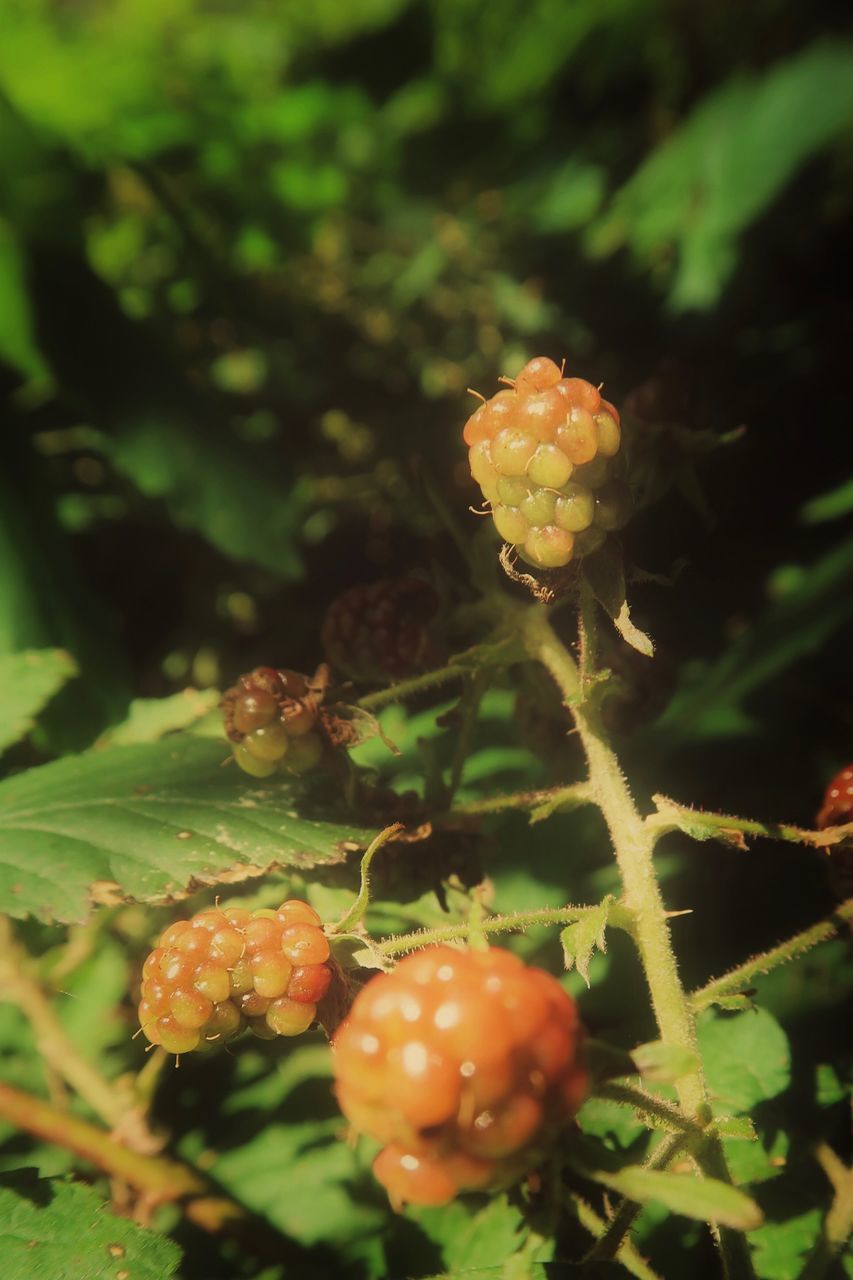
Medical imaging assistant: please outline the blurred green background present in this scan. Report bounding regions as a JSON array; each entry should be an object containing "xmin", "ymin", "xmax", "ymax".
[
  {"xmin": 1, "ymin": 2, "xmax": 853, "ymax": 1275},
  {"xmin": 2, "ymin": 0, "xmax": 852, "ymax": 876}
]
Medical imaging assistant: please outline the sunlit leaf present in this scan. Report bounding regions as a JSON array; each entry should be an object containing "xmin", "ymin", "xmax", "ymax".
[
  {"xmin": 0, "ymin": 1172, "xmax": 180, "ymax": 1279},
  {"xmin": 0, "ymin": 735, "xmax": 373, "ymax": 923}
]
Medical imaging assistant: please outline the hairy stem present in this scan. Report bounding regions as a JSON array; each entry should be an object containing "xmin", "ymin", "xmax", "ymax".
[
  {"xmin": 690, "ymin": 898, "xmax": 853, "ymax": 1011},
  {"xmin": 442, "ymin": 781, "xmax": 594, "ymax": 820},
  {"xmin": 375, "ymin": 901, "xmax": 635, "ymax": 958},
  {"xmin": 571, "ymin": 1194, "xmax": 664, "ymax": 1280},
  {"xmin": 520, "ymin": 602, "xmax": 706, "ymax": 1118},
  {"xmin": 331, "ymin": 823, "xmax": 404, "ymax": 935},
  {"xmin": 583, "ymin": 1132, "xmax": 685, "ymax": 1262},
  {"xmin": 357, "ymin": 662, "xmax": 467, "ymax": 711},
  {"xmin": 595, "ymin": 1082, "xmax": 708, "ymax": 1139}
]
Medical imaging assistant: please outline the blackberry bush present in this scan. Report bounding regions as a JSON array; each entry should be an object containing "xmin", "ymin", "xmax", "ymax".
[{"xmin": 322, "ymin": 577, "xmax": 440, "ymax": 683}]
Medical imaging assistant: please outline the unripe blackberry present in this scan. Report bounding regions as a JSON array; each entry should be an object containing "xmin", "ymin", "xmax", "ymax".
[
  {"xmin": 463, "ymin": 358, "xmax": 631, "ymax": 571},
  {"xmin": 221, "ymin": 666, "xmax": 328, "ymax": 779},
  {"xmin": 137, "ymin": 899, "xmax": 332, "ymax": 1054},
  {"xmin": 332, "ymin": 946, "xmax": 586, "ymax": 1208},
  {"xmin": 321, "ymin": 577, "xmax": 440, "ymax": 684}
]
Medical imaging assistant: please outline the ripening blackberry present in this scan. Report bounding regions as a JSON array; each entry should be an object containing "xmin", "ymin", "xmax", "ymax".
[
  {"xmin": 221, "ymin": 667, "xmax": 326, "ymax": 779},
  {"xmin": 817, "ymin": 764, "xmax": 853, "ymax": 901},
  {"xmin": 332, "ymin": 946, "xmax": 586, "ymax": 1207},
  {"xmin": 322, "ymin": 578, "xmax": 440, "ymax": 684},
  {"xmin": 464, "ymin": 357, "xmax": 631, "ymax": 571},
  {"xmin": 137, "ymin": 899, "xmax": 333, "ymax": 1054}
]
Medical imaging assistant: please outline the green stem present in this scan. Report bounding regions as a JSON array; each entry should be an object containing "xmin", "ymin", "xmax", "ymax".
[
  {"xmin": 375, "ymin": 901, "xmax": 635, "ymax": 958},
  {"xmin": 583, "ymin": 1132, "xmax": 685, "ymax": 1263},
  {"xmin": 446, "ymin": 671, "xmax": 488, "ymax": 801},
  {"xmin": 357, "ymin": 662, "xmax": 467, "ymax": 712},
  {"xmin": 595, "ymin": 1082, "xmax": 708, "ymax": 1139},
  {"xmin": 0, "ymin": 1080, "xmax": 243, "ymax": 1232},
  {"xmin": 571, "ymin": 1194, "xmax": 664, "ymax": 1280},
  {"xmin": 330, "ymin": 823, "xmax": 403, "ymax": 935},
  {"xmin": 520, "ymin": 602, "xmax": 706, "ymax": 1118},
  {"xmin": 441, "ymin": 781, "xmax": 594, "ymax": 820},
  {"xmin": 0, "ymin": 917, "xmax": 130, "ymax": 1133},
  {"xmin": 647, "ymin": 795, "xmax": 853, "ymax": 850},
  {"xmin": 690, "ymin": 898, "xmax": 853, "ymax": 1012}
]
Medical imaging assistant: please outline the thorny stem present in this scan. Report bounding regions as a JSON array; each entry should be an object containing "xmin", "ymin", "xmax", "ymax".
[
  {"xmin": 375, "ymin": 901, "xmax": 636, "ymax": 958},
  {"xmin": 583, "ymin": 1132, "xmax": 686, "ymax": 1263},
  {"xmin": 519, "ymin": 600, "xmax": 706, "ymax": 1117},
  {"xmin": 518, "ymin": 594, "xmax": 755, "ymax": 1277},
  {"xmin": 647, "ymin": 796, "xmax": 853, "ymax": 850},
  {"xmin": 690, "ymin": 898, "xmax": 853, "ymax": 1011},
  {"xmin": 571, "ymin": 1194, "xmax": 664, "ymax": 1280},
  {"xmin": 595, "ymin": 1082, "xmax": 708, "ymax": 1140},
  {"xmin": 357, "ymin": 661, "xmax": 467, "ymax": 712},
  {"xmin": 443, "ymin": 781, "xmax": 594, "ymax": 820},
  {"xmin": 0, "ymin": 1081, "xmax": 244, "ymax": 1233}
]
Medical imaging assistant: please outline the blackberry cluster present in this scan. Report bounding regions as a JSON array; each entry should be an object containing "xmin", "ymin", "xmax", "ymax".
[
  {"xmin": 464, "ymin": 356, "xmax": 631, "ymax": 570},
  {"xmin": 222, "ymin": 667, "xmax": 326, "ymax": 779},
  {"xmin": 138, "ymin": 900, "xmax": 332, "ymax": 1054},
  {"xmin": 332, "ymin": 946, "xmax": 586, "ymax": 1207},
  {"xmin": 322, "ymin": 578, "xmax": 440, "ymax": 684}
]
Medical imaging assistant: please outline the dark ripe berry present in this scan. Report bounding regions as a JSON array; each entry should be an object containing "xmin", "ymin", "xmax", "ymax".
[
  {"xmin": 322, "ymin": 577, "xmax": 440, "ymax": 684},
  {"xmin": 332, "ymin": 946, "xmax": 586, "ymax": 1207},
  {"xmin": 137, "ymin": 898, "xmax": 333, "ymax": 1055},
  {"xmin": 242, "ymin": 667, "xmax": 285, "ymax": 698}
]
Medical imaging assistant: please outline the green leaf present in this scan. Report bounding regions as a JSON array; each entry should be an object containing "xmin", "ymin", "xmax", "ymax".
[
  {"xmin": 212, "ymin": 1118, "xmax": 382, "ymax": 1247},
  {"xmin": 749, "ymin": 1209, "xmax": 824, "ymax": 1280},
  {"xmin": 599, "ymin": 1165, "xmax": 763, "ymax": 1230},
  {"xmin": 578, "ymin": 1096, "xmax": 646, "ymax": 1149},
  {"xmin": 699, "ymin": 1008, "xmax": 791, "ymax": 1114},
  {"xmin": 590, "ymin": 42, "xmax": 853, "ymax": 308},
  {"xmin": 561, "ymin": 896, "xmax": 612, "ymax": 985},
  {"xmin": 0, "ymin": 735, "xmax": 373, "ymax": 923},
  {"xmin": 0, "ymin": 222, "xmax": 49, "ymax": 381},
  {"xmin": 631, "ymin": 1040, "xmax": 700, "ymax": 1084},
  {"xmin": 106, "ymin": 414, "xmax": 307, "ymax": 577},
  {"xmin": 583, "ymin": 543, "xmax": 654, "ymax": 658},
  {"xmin": 800, "ymin": 477, "xmax": 853, "ymax": 525},
  {"xmin": 93, "ymin": 688, "xmax": 220, "ymax": 747},
  {"xmin": 0, "ymin": 649, "xmax": 78, "ymax": 758},
  {"xmin": 0, "ymin": 1171, "xmax": 180, "ymax": 1279}
]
